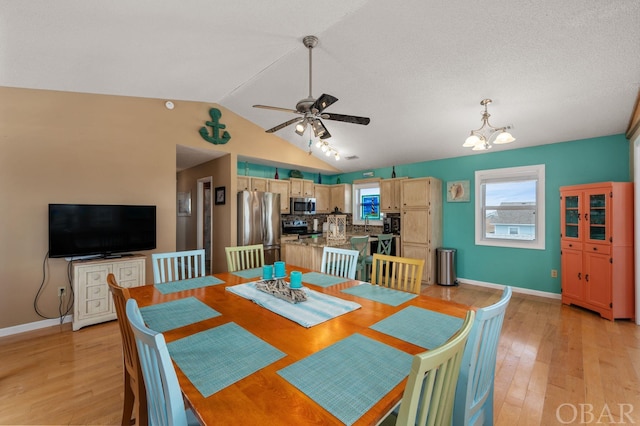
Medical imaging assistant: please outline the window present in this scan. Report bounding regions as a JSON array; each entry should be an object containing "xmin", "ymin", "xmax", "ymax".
[
  {"xmin": 352, "ymin": 180, "xmax": 382, "ymax": 225},
  {"xmin": 475, "ymin": 164, "xmax": 545, "ymax": 250}
]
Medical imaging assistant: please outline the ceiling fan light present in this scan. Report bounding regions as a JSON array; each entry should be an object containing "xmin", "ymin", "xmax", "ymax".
[
  {"xmin": 295, "ymin": 121, "xmax": 307, "ymax": 136},
  {"xmin": 463, "ymin": 134, "xmax": 480, "ymax": 147},
  {"xmin": 325, "ymin": 150, "xmax": 331, "ymax": 157},
  {"xmin": 334, "ymin": 152, "xmax": 340, "ymax": 160},
  {"xmin": 315, "ymin": 140, "xmax": 322, "ymax": 148},
  {"xmin": 494, "ymin": 131, "xmax": 515, "ymax": 144},
  {"xmin": 321, "ymin": 144, "xmax": 328, "ymax": 152}
]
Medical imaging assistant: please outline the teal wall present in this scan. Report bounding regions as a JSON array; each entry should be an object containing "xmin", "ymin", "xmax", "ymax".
[{"xmin": 240, "ymin": 134, "xmax": 631, "ymax": 293}]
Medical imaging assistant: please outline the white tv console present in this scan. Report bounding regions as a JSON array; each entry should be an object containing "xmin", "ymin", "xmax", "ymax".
[{"xmin": 72, "ymin": 255, "xmax": 146, "ymax": 331}]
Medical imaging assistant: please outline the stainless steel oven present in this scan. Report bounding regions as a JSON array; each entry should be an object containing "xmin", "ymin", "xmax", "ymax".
[{"xmin": 290, "ymin": 197, "xmax": 316, "ymax": 215}]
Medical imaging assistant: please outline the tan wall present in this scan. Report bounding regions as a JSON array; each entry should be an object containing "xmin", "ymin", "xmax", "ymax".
[{"xmin": 0, "ymin": 86, "xmax": 337, "ymax": 330}]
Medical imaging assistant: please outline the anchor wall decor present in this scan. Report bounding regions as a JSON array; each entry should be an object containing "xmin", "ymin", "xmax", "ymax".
[{"xmin": 199, "ymin": 108, "xmax": 231, "ymax": 145}]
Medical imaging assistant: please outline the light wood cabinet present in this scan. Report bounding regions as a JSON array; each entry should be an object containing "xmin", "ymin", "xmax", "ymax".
[
  {"xmin": 315, "ymin": 184, "xmax": 331, "ymax": 213},
  {"xmin": 268, "ymin": 179, "xmax": 291, "ymax": 214},
  {"xmin": 380, "ymin": 178, "xmax": 406, "ymax": 213},
  {"xmin": 330, "ymin": 184, "xmax": 352, "ymax": 213},
  {"xmin": 250, "ymin": 177, "xmax": 268, "ymax": 192},
  {"xmin": 290, "ymin": 178, "xmax": 315, "ymax": 197},
  {"xmin": 400, "ymin": 177, "xmax": 442, "ymax": 284},
  {"xmin": 560, "ymin": 182, "xmax": 634, "ymax": 320},
  {"xmin": 237, "ymin": 176, "xmax": 250, "ymax": 191},
  {"xmin": 73, "ymin": 255, "xmax": 146, "ymax": 331}
]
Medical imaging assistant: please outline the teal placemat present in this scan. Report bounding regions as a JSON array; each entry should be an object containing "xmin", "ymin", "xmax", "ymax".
[
  {"xmin": 370, "ymin": 306, "xmax": 464, "ymax": 349},
  {"xmin": 302, "ymin": 272, "xmax": 350, "ymax": 287},
  {"xmin": 226, "ymin": 282, "xmax": 361, "ymax": 328},
  {"xmin": 231, "ymin": 267, "xmax": 263, "ymax": 279},
  {"xmin": 139, "ymin": 297, "xmax": 220, "ymax": 333},
  {"xmin": 278, "ymin": 333, "xmax": 412, "ymax": 425},
  {"xmin": 154, "ymin": 276, "xmax": 225, "ymax": 294},
  {"xmin": 341, "ymin": 283, "xmax": 418, "ymax": 306},
  {"xmin": 168, "ymin": 322, "xmax": 286, "ymax": 398}
]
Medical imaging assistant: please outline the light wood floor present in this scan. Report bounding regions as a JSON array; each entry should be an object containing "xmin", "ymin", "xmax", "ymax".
[{"xmin": 1, "ymin": 283, "xmax": 639, "ymax": 425}]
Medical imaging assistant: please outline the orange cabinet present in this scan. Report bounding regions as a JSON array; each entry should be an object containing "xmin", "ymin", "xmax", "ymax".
[{"xmin": 560, "ymin": 182, "xmax": 634, "ymax": 320}]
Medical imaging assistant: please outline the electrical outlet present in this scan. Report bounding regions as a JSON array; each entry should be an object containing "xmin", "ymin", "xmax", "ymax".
[
  {"xmin": 551, "ymin": 269, "xmax": 558, "ymax": 278},
  {"xmin": 58, "ymin": 287, "xmax": 66, "ymax": 297}
]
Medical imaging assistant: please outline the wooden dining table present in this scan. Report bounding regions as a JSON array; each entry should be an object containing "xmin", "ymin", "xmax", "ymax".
[{"xmin": 127, "ymin": 267, "xmax": 471, "ymax": 426}]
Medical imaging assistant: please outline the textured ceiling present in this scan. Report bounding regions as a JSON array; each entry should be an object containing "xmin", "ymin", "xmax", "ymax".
[{"xmin": 2, "ymin": 0, "xmax": 639, "ymax": 173}]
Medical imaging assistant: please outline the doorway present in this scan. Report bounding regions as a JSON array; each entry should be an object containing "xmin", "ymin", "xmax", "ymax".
[{"xmin": 197, "ymin": 177, "xmax": 213, "ymax": 275}]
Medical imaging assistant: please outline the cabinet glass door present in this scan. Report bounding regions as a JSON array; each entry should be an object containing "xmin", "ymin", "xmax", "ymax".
[
  {"xmin": 588, "ymin": 192, "xmax": 607, "ymax": 241},
  {"xmin": 562, "ymin": 194, "xmax": 580, "ymax": 239}
]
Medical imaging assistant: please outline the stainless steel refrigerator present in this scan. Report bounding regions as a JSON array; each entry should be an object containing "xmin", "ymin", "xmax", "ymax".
[{"xmin": 237, "ymin": 190, "xmax": 281, "ymax": 264}]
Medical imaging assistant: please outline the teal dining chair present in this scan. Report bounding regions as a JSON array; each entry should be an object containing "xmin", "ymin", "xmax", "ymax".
[
  {"xmin": 320, "ymin": 246, "xmax": 359, "ymax": 279},
  {"xmin": 364, "ymin": 234, "xmax": 393, "ymax": 281},
  {"xmin": 453, "ymin": 286, "xmax": 512, "ymax": 426},
  {"xmin": 350, "ymin": 236, "xmax": 369, "ymax": 281},
  {"xmin": 393, "ymin": 310, "xmax": 476, "ymax": 426},
  {"xmin": 125, "ymin": 299, "xmax": 200, "ymax": 426},
  {"xmin": 152, "ymin": 249, "xmax": 206, "ymax": 284}
]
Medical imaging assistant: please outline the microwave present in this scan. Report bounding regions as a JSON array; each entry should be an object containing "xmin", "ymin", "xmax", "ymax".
[{"xmin": 290, "ymin": 197, "xmax": 316, "ymax": 215}]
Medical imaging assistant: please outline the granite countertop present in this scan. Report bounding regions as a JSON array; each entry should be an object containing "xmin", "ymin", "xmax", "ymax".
[{"xmin": 281, "ymin": 234, "xmax": 375, "ymax": 248}]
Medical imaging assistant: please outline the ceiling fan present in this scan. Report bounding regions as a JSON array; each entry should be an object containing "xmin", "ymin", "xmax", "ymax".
[{"xmin": 253, "ymin": 35, "xmax": 370, "ymax": 140}]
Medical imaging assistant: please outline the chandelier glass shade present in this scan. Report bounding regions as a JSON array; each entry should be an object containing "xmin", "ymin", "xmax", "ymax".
[{"xmin": 463, "ymin": 99, "xmax": 515, "ymax": 151}]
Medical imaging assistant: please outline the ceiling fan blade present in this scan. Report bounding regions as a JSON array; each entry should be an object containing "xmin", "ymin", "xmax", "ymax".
[
  {"xmin": 323, "ymin": 112, "xmax": 371, "ymax": 125},
  {"xmin": 311, "ymin": 94, "xmax": 339, "ymax": 113},
  {"xmin": 253, "ymin": 104, "xmax": 300, "ymax": 114},
  {"xmin": 313, "ymin": 119, "xmax": 332, "ymax": 140},
  {"xmin": 265, "ymin": 117, "xmax": 303, "ymax": 133}
]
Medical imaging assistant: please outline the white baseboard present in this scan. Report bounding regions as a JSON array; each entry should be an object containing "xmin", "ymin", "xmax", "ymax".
[
  {"xmin": 0, "ymin": 315, "xmax": 73, "ymax": 338},
  {"xmin": 457, "ymin": 277, "xmax": 562, "ymax": 300}
]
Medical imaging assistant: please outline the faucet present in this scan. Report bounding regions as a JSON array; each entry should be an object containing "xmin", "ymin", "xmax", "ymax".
[{"xmin": 364, "ymin": 216, "xmax": 369, "ymax": 233}]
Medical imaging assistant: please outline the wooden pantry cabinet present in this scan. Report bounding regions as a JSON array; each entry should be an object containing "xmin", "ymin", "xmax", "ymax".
[
  {"xmin": 560, "ymin": 182, "xmax": 634, "ymax": 320},
  {"xmin": 72, "ymin": 255, "xmax": 146, "ymax": 330},
  {"xmin": 380, "ymin": 177, "xmax": 406, "ymax": 213},
  {"xmin": 401, "ymin": 177, "xmax": 442, "ymax": 284}
]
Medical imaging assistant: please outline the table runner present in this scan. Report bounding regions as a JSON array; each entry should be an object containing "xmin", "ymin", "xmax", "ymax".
[
  {"xmin": 139, "ymin": 297, "xmax": 221, "ymax": 332},
  {"xmin": 278, "ymin": 333, "xmax": 412, "ymax": 425},
  {"xmin": 167, "ymin": 322, "xmax": 286, "ymax": 398},
  {"xmin": 340, "ymin": 283, "xmax": 418, "ymax": 306},
  {"xmin": 154, "ymin": 276, "xmax": 225, "ymax": 294},
  {"xmin": 370, "ymin": 305, "xmax": 464, "ymax": 349},
  {"xmin": 231, "ymin": 267, "xmax": 263, "ymax": 279},
  {"xmin": 226, "ymin": 282, "xmax": 361, "ymax": 328},
  {"xmin": 302, "ymin": 272, "xmax": 350, "ymax": 287}
]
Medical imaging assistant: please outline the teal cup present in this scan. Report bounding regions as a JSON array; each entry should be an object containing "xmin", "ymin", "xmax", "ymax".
[
  {"xmin": 262, "ymin": 264, "xmax": 273, "ymax": 280},
  {"xmin": 289, "ymin": 271, "xmax": 302, "ymax": 288},
  {"xmin": 274, "ymin": 261, "xmax": 286, "ymax": 278}
]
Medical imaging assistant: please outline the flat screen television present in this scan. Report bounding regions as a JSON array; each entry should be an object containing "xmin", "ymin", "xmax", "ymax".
[{"xmin": 48, "ymin": 204, "xmax": 156, "ymax": 259}]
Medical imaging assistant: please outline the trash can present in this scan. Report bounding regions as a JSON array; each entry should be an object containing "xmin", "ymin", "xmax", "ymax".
[{"xmin": 436, "ymin": 248, "xmax": 458, "ymax": 286}]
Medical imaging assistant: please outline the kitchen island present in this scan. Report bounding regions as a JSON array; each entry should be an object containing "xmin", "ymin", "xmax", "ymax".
[{"xmin": 281, "ymin": 235, "xmax": 371, "ymax": 272}]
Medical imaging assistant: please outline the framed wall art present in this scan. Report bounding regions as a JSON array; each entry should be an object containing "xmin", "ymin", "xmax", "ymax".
[
  {"xmin": 177, "ymin": 191, "xmax": 192, "ymax": 216},
  {"xmin": 215, "ymin": 186, "xmax": 226, "ymax": 205},
  {"xmin": 446, "ymin": 180, "xmax": 470, "ymax": 202}
]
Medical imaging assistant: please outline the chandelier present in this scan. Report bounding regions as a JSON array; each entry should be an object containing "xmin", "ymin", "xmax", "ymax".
[{"xmin": 463, "ymin": 99, "xmax": 515, "ymax": 151}]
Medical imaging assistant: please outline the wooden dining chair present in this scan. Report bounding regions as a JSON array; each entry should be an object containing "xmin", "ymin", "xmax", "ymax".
[
  {"xmin": 370, "ymin": 254, "xmax": 425, "ymax": 294},
  {"xmin": 364, "ymin": 233, "xmax": 393, "ymax": 281},
  {"xmin": 320, "ymin": 246, "xmax": 359, "ymax": 279},
  {"xmin": 453, "ymin": 286, "xmax": 512, "ymax": 426},
  {"xmin": 125, "ymin": 299, "xmax": 200, "ymax": 426},
  {"xmin": 152, "ymin": 249, "xmax": 206, "ymax": 284},
  {"xmin": 107, "ymin": 273, "xmax": 147, "ymax": 426},
  {"xmin": 350, "ymin": 236, "xmax": 369, "ymax": 281},
  {"xmin": 393, "ymin": 310, "xmax": 475, "ymax": 426},
  {"xmin": 225, "ymin": 244, "xmax": 264, "ymax": 272}
]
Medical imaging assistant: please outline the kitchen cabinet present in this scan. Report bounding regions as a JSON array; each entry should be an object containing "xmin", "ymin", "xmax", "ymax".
[
  {"xmin": 237, "ymin": 176, "xmax": 268, "ymax": 192},
  {"xmin": 330, "ymin": 184, "xmax": 352, "ymax": 213},
  {"xmin": 380, "ymin": 177, "xmax": 406, "ymax": 213},
  {"xmin": 73, "ymin": 255, "xmax": 146, "ymax": 331},
  {"xmin": 560, "ymin": 182, "xmax": 634, "ymax": 320},
  {"xmin": 268, "ymin": 179, "xmax": 290, "ymax": 214},
  {"xmin": 290, "ymin": 178, "xmax": 315, "ymax": 197},
  {"xmin": 400, "ymin": 177, "xmax": 442, "ymax": 284},
  {"xmin": 237, "ymin": 176, "xmax": 250, "ymax": 191},
  {"xmin": 315, "ymin": 184, "xmax": 331, "ymax": 213}
]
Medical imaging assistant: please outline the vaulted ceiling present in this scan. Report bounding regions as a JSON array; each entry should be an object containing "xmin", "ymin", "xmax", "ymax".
[{"xmin": 3, "ymin": 1, "xmax": 639, "ymax": 172}]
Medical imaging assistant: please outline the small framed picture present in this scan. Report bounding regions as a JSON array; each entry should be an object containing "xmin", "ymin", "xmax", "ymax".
[
  {"xmin": 177, "ymin": 191, "xmax": 192, "ymax": 216},
  {"xmin": 215, "ymin": 186, "xmax": 226, "ymax": 205},
  {"xmin": 446, "ymin": 180, "xmax": 470, "ymax": 202}
]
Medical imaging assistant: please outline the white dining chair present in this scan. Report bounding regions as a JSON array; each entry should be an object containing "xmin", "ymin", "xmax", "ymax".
[
  {"xmin": 151, "ymin": 249, "xmax": 206, "ymax": 284},
  {"xmin": 320, "ymin": 247, "xmax": 359, "ymax": 280}
]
